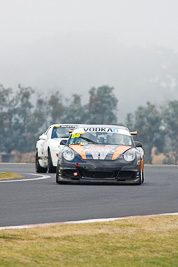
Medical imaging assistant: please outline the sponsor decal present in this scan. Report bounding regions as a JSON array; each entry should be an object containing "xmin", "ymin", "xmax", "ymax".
[
  {"xmin": 85, "ymin": 146, "xmax": 115, "ymax": 160},
  {"xmin": 84, "ymin": 127, "xmax": 113, "ymax": 132},
  {"xmin": 60, "ymin": 125, "xmax": 77, "ymax": 128},
  {"xmin": 70, "ymin": 144, "xmax": 131, "ymax": 160},
  {"xmin": 83, "ymin": 128, "xmax": 130, "ymax": 135},
  {"xmin": 113, "ymin": 128, "xmax": 120, "ymax": 133}
]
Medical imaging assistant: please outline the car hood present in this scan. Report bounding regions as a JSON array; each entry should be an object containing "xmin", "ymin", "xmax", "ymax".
[{"xmin": 69, "ymin": 144, "xmax": 132, "ymax": 160}]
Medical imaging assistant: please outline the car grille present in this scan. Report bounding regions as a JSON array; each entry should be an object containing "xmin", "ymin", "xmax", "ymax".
[{"xmin": 81, "ymin": 170, "xmax": 117, "ymax": 179}]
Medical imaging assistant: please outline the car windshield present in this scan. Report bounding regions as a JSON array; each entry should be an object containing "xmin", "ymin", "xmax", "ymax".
[
  {"xmin": 51, "ymin": 126, "xmax": 74, "ymax": 139},
  {"xmin": 69, "ymin": 131, "xmax": 133, "ymax": 146}
]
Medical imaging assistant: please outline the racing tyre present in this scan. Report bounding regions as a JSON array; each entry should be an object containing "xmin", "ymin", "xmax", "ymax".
[
  {"xmin": 56, "ymin": 165, "xmax": 67, "ymax": 184},
  {"xmin": 56, "ymin": 166, "xmax": 60, "ymax": 184},
  {"xmin": 35, "ymin": 152, "xmax": 47, "ymax": 173},
  {"xmin": 47, "ymin": 149, "xmax": 56, "ymax": 173},
  {"xmin": 142, "ymin": 171, "xmax": 144, "ymax": 183},
  {"xmin": 137, "ymin": 169, "xmax": 144, "ymax": 185}
]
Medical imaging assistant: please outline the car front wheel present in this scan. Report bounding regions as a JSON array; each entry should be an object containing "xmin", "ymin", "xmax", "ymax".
[
  {"xmin": 35, "ymin": 152, "xmax": 47, "ymax": 173},
  {"xmin": 137, "ymin": 168, "xmax": 144, "ymax": 185},
  {"xmin": 56, "ymin": 165, "xmax": 60, "ymax": 184},
  {"xmin": 56, "ymin": 164, "xmax": 67, "ymax": 184}
]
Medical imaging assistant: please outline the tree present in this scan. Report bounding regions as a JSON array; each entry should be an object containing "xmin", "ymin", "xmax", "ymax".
[
  {"xmin": 47, "ymin": 91, "xmax": 65, "ymax": 124},
  {"xmin": 86, "ymin": 85, "xmax": 118, "ymax": 124},
  {"xmin": 163, "ymin": 100, "xmax": 178, "ymax": 164},
  {"xmin": 0, "ymin": 85, "xmax": 18, "ymax": 153},
  {"xmin": 125, "ymin": 102, "xmax": 165, "ymax": 163},
  {"xmin": 62, "ymin": 94, "xmax": 87, "ymax": 124},
  {"xmin": 33, "ymin": 95, "xmax": 49, "ymax": 132},
  {"xmin": 0, "ymin": 85, "xmax": 45, "ymax": 153}
]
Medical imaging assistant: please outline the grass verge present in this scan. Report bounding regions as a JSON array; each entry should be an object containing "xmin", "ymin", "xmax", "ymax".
[
  {"xmin": 0, "ymin": 215, "xmax": 177, "ymax": 266},
  {"xmin": 0, "ymin": 172, "xmax": 23, "ymax": 180}
]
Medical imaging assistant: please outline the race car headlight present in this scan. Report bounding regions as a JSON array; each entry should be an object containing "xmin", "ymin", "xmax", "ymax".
[
  {"xmin": 63, "ymin": 147, "xmax": 75, "ymax": 161},
  {"xmin": 124, "ymin": 149, "xmax": 136, "ymax": 162}
]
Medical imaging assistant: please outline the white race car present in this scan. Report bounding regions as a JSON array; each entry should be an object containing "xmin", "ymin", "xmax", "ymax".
[{"xmin": 35, "ymin": 124, "xmax": 79, "ymax": 173}]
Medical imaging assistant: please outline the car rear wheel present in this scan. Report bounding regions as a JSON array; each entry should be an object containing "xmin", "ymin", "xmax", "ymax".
[
  {"xmin": 35, "ymin": 152, "xmax": 47, "ymax": 173},
  {"xmin": 47, "ymin": 149, "xmax": 56, "ymax": 173}
]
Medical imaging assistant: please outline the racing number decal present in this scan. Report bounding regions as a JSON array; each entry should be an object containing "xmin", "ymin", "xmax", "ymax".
[
  {"xmin": 71, "ymin": 133, "xmax": 81, "ymax": 138},
  {"xmin": 71, "ymin": 133, "xmax": 85, "ymax": 138}
]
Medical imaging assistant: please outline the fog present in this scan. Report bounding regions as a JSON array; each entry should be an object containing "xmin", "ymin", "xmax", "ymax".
[{"xmin": 0, "ymin": 0, "xmax": 178, "ymax": 120}]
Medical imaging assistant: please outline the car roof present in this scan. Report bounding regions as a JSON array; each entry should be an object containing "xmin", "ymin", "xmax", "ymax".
[
  {"xmin": 49, "ymin": 124, "xmax": 130, "ymax": 132},
  {"xmin": 49, "ymin": 124, "xmax": 82, "ymax": 127},
  {"xmin": 72, "ymin": 125, "xmax": 130, "ymax": 132}
]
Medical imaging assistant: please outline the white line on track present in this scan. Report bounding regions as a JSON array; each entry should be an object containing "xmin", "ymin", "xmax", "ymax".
[
  {"xmin": 0, "ymin": 173, "xmax": 51, "ymax": 183},
  {"xmin": 0, "ymin": 212, "xmax": 177, "ymax": 230},
  {"xmin": 0, "ymin": 163, "xmax": 29, "ymax": 164}
]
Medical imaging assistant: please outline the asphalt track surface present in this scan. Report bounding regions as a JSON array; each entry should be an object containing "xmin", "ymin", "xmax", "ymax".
[{"xmin": 0, "ymin": 164, "xmax": 177, "ymax": 227}]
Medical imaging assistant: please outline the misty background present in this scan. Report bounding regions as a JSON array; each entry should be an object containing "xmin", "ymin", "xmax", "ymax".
[{"xmin": 0, "ymin": 0, "xmax": 178, "ymax": 120}]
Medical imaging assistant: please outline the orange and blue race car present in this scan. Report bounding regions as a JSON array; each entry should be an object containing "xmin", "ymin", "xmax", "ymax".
[{"xmin": 56, "ymin": 125, "xmax": 144, "ymax": 185}]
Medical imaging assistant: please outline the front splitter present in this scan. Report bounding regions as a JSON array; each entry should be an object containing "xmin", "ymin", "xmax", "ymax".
[{"xmin": 58, "ymin": 175, "xmax": 141, "ymax": 185}]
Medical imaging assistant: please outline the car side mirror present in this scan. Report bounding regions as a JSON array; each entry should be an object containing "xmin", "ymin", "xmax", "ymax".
[
  {"xmin": 60, "ymin": 139, "xmax": 67, "ymax": 145},
  {"xmin": 135, "ymin": 141, "xmax": 142, "ymax": 148},
  {"xmin": 39, "ymin": 134, "xmax": 47, "ymax": 141}
]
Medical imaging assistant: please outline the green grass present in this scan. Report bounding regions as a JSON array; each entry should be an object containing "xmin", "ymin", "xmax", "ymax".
[
  {"xmin": 0, "ymin": 215, "xmax": 177, "ymax": 266},
  {"xmin": 0, "ymin": 172, "xmax": 23, "ymax": 180}
]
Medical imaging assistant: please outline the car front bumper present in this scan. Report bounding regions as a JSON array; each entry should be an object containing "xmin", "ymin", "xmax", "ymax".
[{"xmin": 57, "ymin": 158, "xmax": 141, "ymax": 184}]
